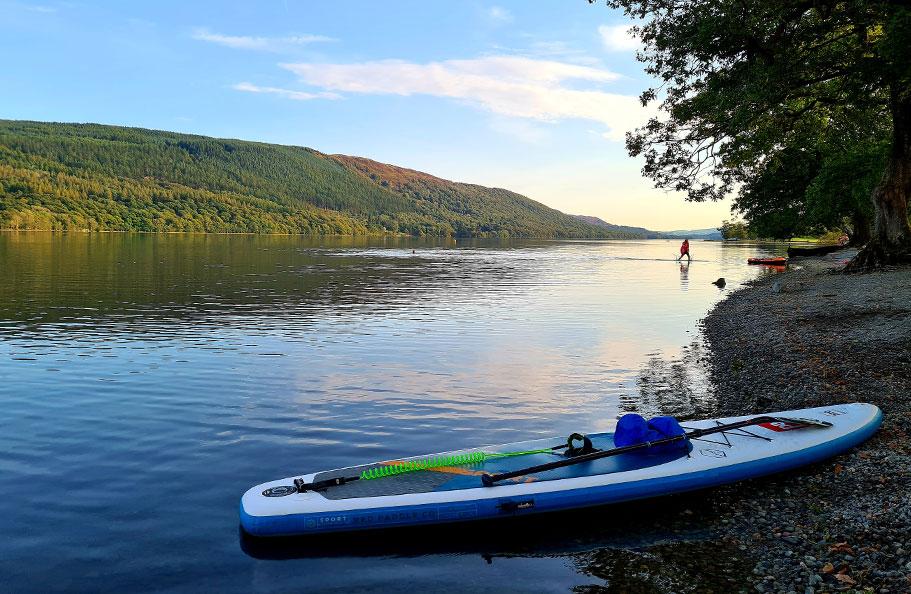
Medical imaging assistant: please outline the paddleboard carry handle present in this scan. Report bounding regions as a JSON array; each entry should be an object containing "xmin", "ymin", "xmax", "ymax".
[
  {"xmin": 565, "ymin": 433, "xmax": 595, "ymax": 457},
  {"xmin": 294, "ymin": 476, "xmax": 358, "ymax": 492}
]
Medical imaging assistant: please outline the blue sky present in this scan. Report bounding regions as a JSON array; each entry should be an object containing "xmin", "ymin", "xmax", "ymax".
[{"xmin": 1, "ymin": 0, "xmax": 733, "ymax": 230}]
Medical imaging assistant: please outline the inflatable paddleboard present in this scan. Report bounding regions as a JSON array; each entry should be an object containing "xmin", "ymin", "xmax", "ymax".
[{"xmin": 240, "ymin": 403, "xmax": 881, "ymax": 536}]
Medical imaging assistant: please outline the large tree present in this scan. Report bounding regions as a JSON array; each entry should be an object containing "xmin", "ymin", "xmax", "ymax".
[
  {"xmin": 734, "ymin": 128, "xmax": 885, "ymax": 245},
  {"xmin": 595, "ymin": 0, "xmax": 911, "ymax": 269}
]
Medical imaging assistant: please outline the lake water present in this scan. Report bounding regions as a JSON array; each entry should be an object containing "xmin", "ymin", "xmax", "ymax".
[{"xmin": 0, "ymin": 233, "xmax": 785, "ymax": 592}]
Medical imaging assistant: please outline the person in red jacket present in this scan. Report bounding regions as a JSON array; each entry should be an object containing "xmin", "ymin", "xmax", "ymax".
[{"xmin": 677, "ymin": 239, "xmax": 691, "ymax": 262}]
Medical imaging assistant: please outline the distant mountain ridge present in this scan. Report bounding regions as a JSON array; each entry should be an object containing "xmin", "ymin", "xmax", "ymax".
[
  {"xmin": 658, "ymin": 228, "xmax": 723, "ymax": 240},
  {"xmin": 0, "ymin": 120, "xmax": 645, "ymax": 239},
  {"xmin": 572, "ymin": 215, "xmax": 662, "ymax": 238},
  {"xmin": 572, "ymin": 215, "xmax": 722, "ymax": 240}
]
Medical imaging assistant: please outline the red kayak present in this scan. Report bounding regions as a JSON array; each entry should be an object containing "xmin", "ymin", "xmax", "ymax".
[{"xmin": 747, "ymin": 256, "xmax": 788, "ymax": 265}]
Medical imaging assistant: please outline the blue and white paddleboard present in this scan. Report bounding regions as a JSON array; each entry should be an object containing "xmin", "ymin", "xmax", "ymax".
[{"xmin": 240, "ymin": 403, "xmax": 881, "ymax": 536}]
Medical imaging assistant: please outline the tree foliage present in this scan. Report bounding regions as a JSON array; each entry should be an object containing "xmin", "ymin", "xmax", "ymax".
[
  {"xmin": 718, "ymin": 220, "xmax": 752, "ymax": 240},
  {"xmin": 598, "ymin": 0, "xmax": 911, "ymax": 267},
  {"xmin": 733, "ymin": 133, "xmax": 885, "ymax": 244}
]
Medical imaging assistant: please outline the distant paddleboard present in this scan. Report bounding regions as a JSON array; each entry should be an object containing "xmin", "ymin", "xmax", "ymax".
[{"xmin": 240, "ymin": 403, "xmax": 881, "ymax": 536}]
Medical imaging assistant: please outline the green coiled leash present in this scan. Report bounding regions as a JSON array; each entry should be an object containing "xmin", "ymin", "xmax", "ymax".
[{"xmin": 358, "ymin": 448, "xmax": 554, "ymax": 480}]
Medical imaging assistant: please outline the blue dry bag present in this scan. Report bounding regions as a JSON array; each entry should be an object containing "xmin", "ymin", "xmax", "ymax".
[{"xmin": 614, "ymin": 414, "xmax": 687, "ymax": 454}]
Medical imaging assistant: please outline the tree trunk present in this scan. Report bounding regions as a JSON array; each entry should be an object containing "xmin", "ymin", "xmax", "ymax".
[
  {"xmin": 846, "ymin": 87, "xmax": 911, "ymax": 271},
  {"xmin": 847, "ymin": 208, "xmax": 871, "ymax": 247}
]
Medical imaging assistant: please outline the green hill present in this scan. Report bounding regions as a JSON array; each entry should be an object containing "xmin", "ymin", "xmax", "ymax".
[{"xmin": 0, "ymin": 120, "xmax": 640, "ymax": 238}]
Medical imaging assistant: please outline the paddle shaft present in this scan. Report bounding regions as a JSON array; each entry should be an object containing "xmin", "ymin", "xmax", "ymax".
[{"xmin": 480, "ymin": 415, "xmax": 819, "ymax": 487}]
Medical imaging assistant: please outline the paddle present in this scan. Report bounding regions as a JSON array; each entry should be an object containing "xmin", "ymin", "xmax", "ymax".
[{"xmin": 479, "ymin": 415, "xmax": 831, "ymax": 487}]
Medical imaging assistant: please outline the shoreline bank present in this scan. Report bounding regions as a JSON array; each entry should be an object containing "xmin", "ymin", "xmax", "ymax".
[
  {"xmin": 695, "ymin": 254, "xmax": 911, "ymax": 593},
  {"xmin": 584, "ymin": 253, "xmax": 911, "ymax": 592}
]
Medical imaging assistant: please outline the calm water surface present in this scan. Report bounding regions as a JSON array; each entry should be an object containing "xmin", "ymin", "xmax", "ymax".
[{"xmin": 0, "ymin": 233, "xmax": 785, "ymax": 592}]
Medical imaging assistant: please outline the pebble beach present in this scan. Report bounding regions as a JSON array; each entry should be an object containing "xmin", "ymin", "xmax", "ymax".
[{"xmin": 699, "ymin": 253, "xmax": 911, "ymax": 594}]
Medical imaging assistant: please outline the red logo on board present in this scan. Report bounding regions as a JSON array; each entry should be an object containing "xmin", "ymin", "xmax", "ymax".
[{"xmin": 759, "ymin": 421, "xmax": 806, "ymax": 432}]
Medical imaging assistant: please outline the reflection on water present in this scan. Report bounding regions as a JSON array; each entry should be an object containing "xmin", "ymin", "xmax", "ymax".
[
  {"xmin": 0, "ymin": 232, "xmax": 784, "ymax": 591},
  {"xmin": 239, "ymin": 493, "xmax": 749, "ymax": 592}
]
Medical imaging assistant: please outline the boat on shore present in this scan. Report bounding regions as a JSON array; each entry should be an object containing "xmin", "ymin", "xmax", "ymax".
[{"xmin": 747, "ymin": 256, "xmax": 788, "ymax": 265}]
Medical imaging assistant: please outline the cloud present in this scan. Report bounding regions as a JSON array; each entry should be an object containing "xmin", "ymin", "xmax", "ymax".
[
  {"xmin": 26, "ymin": 5, "xmax": 56, "ymax": 12},
  {"xmin": 278, "ymin": 56, "xmax": 647, "ymax": 141},
  {"xmin": 487, "ymin": 39, "xmax": 601, "ymax": 66},
  {"xmin": 232, "ymin": 82, "xmax": 340, "ymax": 101},
  {"xmin": 598, "ymin": 24, "xmax": 639, "ymax": 52},
  {"xmin": 487, "ymin": 6, "xmax": 513, "ymax": 23},
  {"xmin": 192, "ymin": 28, "xmax": 335, "ymax": 51}
]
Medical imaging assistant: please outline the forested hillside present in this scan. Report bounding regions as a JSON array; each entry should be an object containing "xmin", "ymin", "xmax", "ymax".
[
  {"xmin": 330, "ymin": 155, "xmax": 634, "ymax": 238},
  {"xmin": 0, "ymin": 120, "xmax": 637, "ymax": 238}
]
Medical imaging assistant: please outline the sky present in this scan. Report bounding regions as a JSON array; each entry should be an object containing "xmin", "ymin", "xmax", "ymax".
[{"xmin": 0, "ymin": 0, "xmax": 734, "ymax": 230}]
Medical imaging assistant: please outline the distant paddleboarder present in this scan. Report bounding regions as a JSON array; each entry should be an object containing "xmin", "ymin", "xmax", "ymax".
[{"xmin": 677, "ymin": 239, "xmax": 691, "ymax": 262}]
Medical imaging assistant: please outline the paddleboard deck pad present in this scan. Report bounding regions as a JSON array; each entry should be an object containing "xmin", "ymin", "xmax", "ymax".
[{"xmin": 240, "ymin": 403, "xmax": 881, "ymax": 536}]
